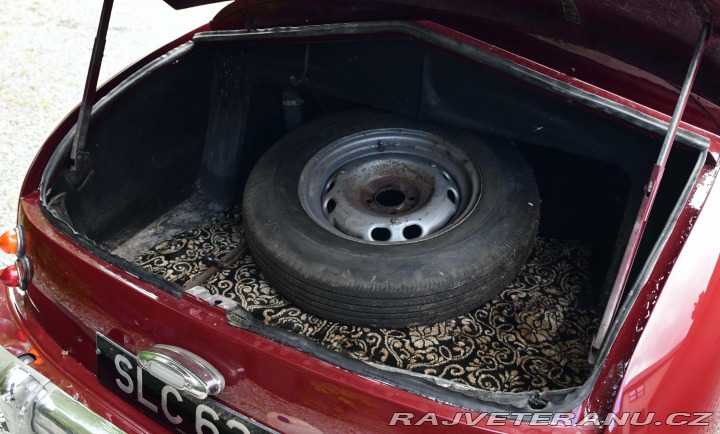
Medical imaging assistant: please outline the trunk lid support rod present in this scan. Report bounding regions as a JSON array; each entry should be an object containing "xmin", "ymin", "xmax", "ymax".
[
  {"xmin": 591, "ymin": 22, "xmax": 711, "ymax": 358},
  {"xmin": 67, "ymin": 0, "xmax": 114, "ymax": 187}
]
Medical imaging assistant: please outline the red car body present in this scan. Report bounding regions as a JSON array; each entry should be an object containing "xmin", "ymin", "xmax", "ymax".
[{"xmin": 2, "ymin": 1, "xmax": 720, "ymax": 433}]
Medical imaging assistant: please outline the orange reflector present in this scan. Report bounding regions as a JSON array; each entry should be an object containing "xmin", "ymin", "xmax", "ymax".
[
  {"xmin": 0, "ymin": 264, "xmax": 20, "ymax": 287},
  {"xmin": 0, "ymin": 230, "xmax": 18, "ymax": 255}
]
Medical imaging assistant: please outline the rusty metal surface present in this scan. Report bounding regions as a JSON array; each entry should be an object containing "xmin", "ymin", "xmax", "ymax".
[{"xmin": 299, "ymin": 128, "xmax": 479, "ymax": 243}]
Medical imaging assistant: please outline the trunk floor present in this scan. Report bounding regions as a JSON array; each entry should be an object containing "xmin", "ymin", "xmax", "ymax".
[{"xmin": 134, "ymin": 207, "xmax": 599, "ymax": 393}]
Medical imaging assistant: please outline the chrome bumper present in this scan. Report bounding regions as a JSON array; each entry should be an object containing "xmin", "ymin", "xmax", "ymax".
[{"xmin": 0, "ymin": 346, "xmax": 124, "ymax": 434}]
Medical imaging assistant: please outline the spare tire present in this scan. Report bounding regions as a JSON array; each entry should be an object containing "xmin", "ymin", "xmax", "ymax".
[{"xmin": 243, "ymin": 110, "xmax": 539, "ymax": 327}]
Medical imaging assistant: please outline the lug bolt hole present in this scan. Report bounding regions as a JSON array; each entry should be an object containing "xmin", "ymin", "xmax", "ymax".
[
  {"xmin": 403, "ymin": 225, "xmax": 422, "ymax": 240},
  {"xmin": 326, "ymin": 199, "xmax": 336, "ymax": 214},
  {"xmin": 371, "ymin": 227, "xmax": 392, "ymax": 241}
]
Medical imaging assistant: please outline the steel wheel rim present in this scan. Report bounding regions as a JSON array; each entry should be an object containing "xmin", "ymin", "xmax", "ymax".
[{"xmin": 298, "ymin": 128, "xmax": 482, "ymax": 244}]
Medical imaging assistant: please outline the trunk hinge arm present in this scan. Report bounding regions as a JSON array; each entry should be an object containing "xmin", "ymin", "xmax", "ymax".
[
  {"xmin": 590, "ymin": 22, "xmax": 712, "ymax": 359},
  {"xmin": 68, "ymin": 0, "xmax": 114, "ymax": 187}
]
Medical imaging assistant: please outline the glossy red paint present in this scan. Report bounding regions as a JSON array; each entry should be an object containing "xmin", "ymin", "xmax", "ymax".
[
  {"xmin": 606, "ymin": 173, "xmax": 720, "ymax": 433},
  {"xmin": 6, "ymin": 3, "xmax": 720, "ymax": 433},
  {"xmin": 0, "ymin": 194, "xmax": 548, "ymax": 432},
  {"xmin": 11, "ymin": 162, "xmax": 719, "ymax": 434},
  {"xmin": 12, "ymin": 192, "xmax": 601, "ymax": 433},
  {"xmin": 0, "ymin": 283, "xmax": 169, "ymax": 433}
]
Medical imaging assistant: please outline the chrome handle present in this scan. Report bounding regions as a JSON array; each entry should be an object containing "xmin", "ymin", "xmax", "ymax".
[{"xmin": 137, "ymin": 345, "xmax": 224, "ymax": 399}]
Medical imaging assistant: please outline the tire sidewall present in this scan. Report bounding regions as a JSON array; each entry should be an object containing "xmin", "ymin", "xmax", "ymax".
[{"xmin": 244, "ymin": 110, "xmax": 539, "ymax": 301}]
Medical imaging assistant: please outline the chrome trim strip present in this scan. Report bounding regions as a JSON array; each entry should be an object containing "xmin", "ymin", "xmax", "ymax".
[
  {"xmin": 137, "ymin": 345, "xmax": 225, "ymax": 399},
  {"xmin": 14, "ymin": 225, "xmax": 26, "ymax": 258},
  {"xmin": 0, "ymin": 346, "xmax": 124, "ymax": 434}
]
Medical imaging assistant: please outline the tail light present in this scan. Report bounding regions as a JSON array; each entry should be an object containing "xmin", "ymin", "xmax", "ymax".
[
  {"xmin": 0, "ymin": 264, "xmax": 20, "ymax": 287},
  {"xmin": 0, "ymin": 259, "xmax": 31, "ymax": 290},
  {"xmin": 0, "ymin": 226, "xmax": 25, "ymax": 257},
  {"xmin": 0, "ymin": 227, "xmax": 30, "ymax": 289}
]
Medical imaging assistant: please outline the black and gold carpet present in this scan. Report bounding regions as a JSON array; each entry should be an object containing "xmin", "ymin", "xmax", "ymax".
[{"xmin": 135, "ymin": 207, "xmax": 598, "ymax": 393}]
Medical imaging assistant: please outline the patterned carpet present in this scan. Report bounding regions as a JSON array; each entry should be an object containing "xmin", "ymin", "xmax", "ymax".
[{"xmin": 135, "ymin": 207, "xmax": 598, "ymax": 393}]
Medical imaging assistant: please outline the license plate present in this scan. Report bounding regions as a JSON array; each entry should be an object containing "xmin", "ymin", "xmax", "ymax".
[{"xmin": 97, "ymin": 333, "xmax": 277, "ymax": 434}]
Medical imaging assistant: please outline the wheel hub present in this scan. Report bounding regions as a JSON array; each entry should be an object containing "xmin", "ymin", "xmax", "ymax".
[{"xmin": 299, "ymin": 129, "xmax": 482, "ymax": 244}]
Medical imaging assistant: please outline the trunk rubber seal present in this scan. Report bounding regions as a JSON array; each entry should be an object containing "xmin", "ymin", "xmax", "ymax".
[{"xmin": 37, "ymin": 20, "xmax": 715, "ymax": 416}]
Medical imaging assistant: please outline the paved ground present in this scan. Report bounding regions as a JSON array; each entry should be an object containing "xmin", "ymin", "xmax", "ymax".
[{"xmin": 0, "ymin": 0, "xmax": 228, "ymax": 265}]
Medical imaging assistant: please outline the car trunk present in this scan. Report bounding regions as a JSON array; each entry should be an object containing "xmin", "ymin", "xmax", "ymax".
[{"xmin": 39, "ymin": 22, "xmax": 708, "ymax": 404}]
